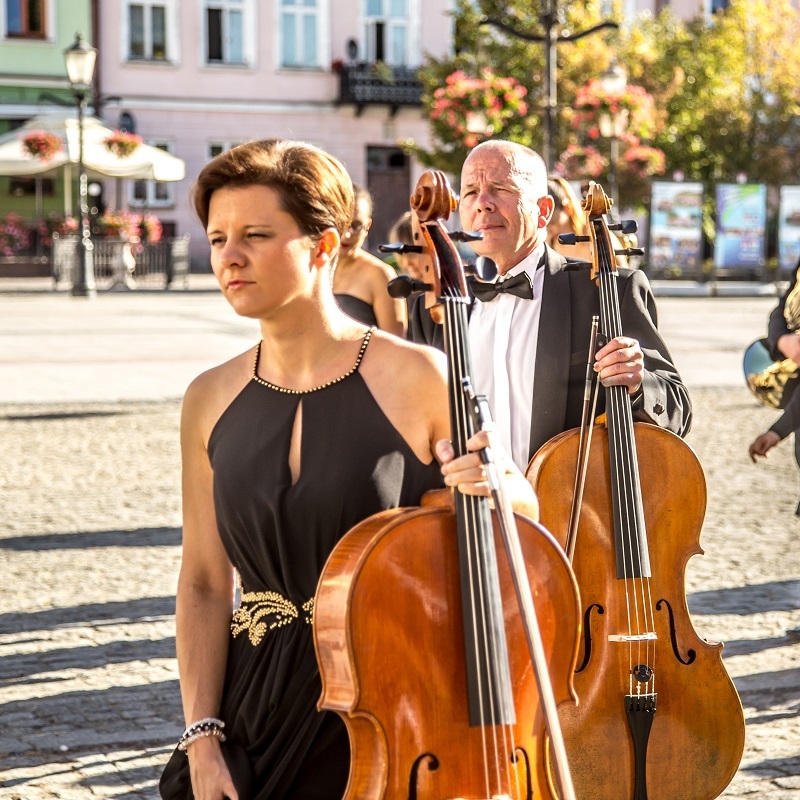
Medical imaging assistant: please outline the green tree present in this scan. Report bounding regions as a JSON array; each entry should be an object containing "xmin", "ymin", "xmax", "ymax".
[{"xmin": 413, "ymin": 0, "xmax": 800, "ymax": 216}]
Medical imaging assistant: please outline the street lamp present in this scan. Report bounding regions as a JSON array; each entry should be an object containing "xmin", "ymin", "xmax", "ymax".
[
  {"xmin": 598, "ymin": 61, "xmax": 628, "ymax": 218},
  {"xmin": 64, "ymin": 32, "xmax": 97, "ymax": 298},
  {"xmin": 479, "ymin": 5, "xmax": 618, "ymax": 167}
]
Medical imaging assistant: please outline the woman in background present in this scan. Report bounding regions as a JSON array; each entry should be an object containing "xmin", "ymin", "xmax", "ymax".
[{"xmin": 333, "ymin": 184, "xmax": 407, "ymax": 335}]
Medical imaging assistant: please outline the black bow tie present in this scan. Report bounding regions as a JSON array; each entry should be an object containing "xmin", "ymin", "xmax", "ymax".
[{"xmin": 471, "ymin": 271, "xmax": 534, "ymax": 302}]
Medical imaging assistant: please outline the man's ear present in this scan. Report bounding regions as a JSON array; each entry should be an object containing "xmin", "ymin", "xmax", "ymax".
[{"xmin": 537, "ymin": 196, "xmax": 555, "ymax": 228}]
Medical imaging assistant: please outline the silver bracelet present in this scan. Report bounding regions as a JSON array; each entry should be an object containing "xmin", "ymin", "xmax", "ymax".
[
  {"xmin": 178, "ymin": 717, "xmax": 226, "ymax": 752},
  {"xmin": 178, "ymin": 726, "xmax": 226, "ymax": 752}
]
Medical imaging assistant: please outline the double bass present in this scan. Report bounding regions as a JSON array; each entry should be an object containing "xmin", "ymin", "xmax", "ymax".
[
  {"xmin": 314, "ymin": 171, "xmax": 581, "ymax": 800},
  {"xmin": 526, "ymin": 183, "xmax": 745, "ymax": 800}
]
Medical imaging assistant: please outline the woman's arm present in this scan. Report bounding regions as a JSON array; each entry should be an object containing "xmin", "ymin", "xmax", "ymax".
[
  {"xmin": 369, "ymin": 257, "xmax": 407, "ymax": 337},
  {"xmin": 175, "ymin": 377, "xmax": 239, "ymax": 800}
]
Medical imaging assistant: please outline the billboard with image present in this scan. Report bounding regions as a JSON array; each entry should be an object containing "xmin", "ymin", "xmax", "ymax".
[
  {"xmin": 714, "ymin": 184, "xmax": 767, "ymax": 275},
  {"xmin": 648, "ymin": 181, "xmax": 704, "ymax": 279},
  {"xmin": 778, "ymin": 186, "xmax": 800, "ymax": 276}
]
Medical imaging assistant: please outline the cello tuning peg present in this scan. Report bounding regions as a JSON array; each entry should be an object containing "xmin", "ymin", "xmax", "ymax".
[
  {"xmin": 608, "ymin": 220, "xmax": 639, "ymax": 235},
  {"xmin": 448, "ymin": 230, "xmax": 484, "ymax": 243},
  {"xmin": 378, "ymin": 242, "xmax": 424, "ymax": 254},
  {"xmin": 615, "ymin": 248, "xmax": 645, "ymax": 257},
  {"xmin": 387, "ymin": 275, "xmax": 431, "ymax": 298},
  {"xmin": 558, "ymin": 233, "xmax": 591, "ymax": 245}
]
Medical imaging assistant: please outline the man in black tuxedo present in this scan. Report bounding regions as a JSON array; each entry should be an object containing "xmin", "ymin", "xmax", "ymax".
[{"xmin": 409, "ymin": 139, "xmax": 691, "ymax": 470}]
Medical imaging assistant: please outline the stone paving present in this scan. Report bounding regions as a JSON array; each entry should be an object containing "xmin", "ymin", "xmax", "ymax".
[{"xmin": 0, "ymin": 287, "xmax": 798, "ymax": 799}]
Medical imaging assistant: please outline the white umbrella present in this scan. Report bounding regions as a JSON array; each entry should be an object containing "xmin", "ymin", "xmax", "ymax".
[{"xmin": 0, "ymin": 111, "xmax": 185, "ymax": 181}]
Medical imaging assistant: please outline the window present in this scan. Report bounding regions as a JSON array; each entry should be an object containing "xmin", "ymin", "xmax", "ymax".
[
  {"xmin": 205, "ymin": 0, "xmax": 251, "ymax": 64},
  {"xmin": 207, "ymin": 141, "xmax": 240, "ymax": 159},
  {"xmin": 710, "ymin": 0, "xmax": 730, "ymax": 12},
  {"xmin": 131, "ymin": 142, "xmax": 175, "ymax": 207},
  {"xmin": 6, "ymin": 0, "xmax": 45, "ymax": 38},
  {"xmin": 128, "ymin": 2, "xmax": 168, "ymax": 60},
  {"xmin": 280, "ymin": 0, "xmax": 320, "ymax": 68},
  {"xmin": 364, "ymin": 0, "xmax": 410, "ymax": 66}
]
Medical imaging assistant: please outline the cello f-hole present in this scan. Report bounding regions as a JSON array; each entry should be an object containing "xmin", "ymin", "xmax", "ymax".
[
  {"xmin": 575, "ymin": 603, "xmax": 604, "ymax": 674},
  {"xmin": 511, "ymin": 746, "xmax": 534, "ymax": 800},
  {"xmin": 408, "ymin": 752, "xmax": 440, "ymax": 800},
  {"xmin": 655, "ymin": 599, "xmax": 697, "ymax": 665}
]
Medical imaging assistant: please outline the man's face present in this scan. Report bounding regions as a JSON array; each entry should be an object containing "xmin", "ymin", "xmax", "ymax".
[{"xmin": 459, "ymin": 147, "xmax": 551, "ymax": 274}]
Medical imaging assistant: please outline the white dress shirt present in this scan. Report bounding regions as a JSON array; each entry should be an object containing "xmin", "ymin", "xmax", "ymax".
[{"xmin": 468, "ymin": 246, "xmax": 545, "ymax": 471}]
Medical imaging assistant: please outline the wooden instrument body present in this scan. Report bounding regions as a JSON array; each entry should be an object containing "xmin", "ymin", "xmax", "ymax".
[
  {"xmin": 315, "ymin": 494, "xmax": 581, "ymax": 800},
  {"xmin": 527, "ymin": 423, "xmax": 745, "ymax": 800}
]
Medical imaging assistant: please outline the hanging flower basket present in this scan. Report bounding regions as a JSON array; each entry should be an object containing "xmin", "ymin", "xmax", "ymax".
[
  {"xmin": 104, "ymin": 130, "xmax": 142, "ymax": 159},
  {"xmin": 429, "ymin": 68, "xmax": 528, "ymax": 149},
  {"xmin": 570, "ymin": 79, "xmax": 656, "ymax": 143},
  {"xmin": 555, "ymin": 144, "xmax": 606, "ymax": 181},
  {"xmin": 21, "ymin": 130, "xmax": 62, "ymax": 162},
  {"xmin": 622, "ymin": 144, "xmax": 666, "ymax": 179}
]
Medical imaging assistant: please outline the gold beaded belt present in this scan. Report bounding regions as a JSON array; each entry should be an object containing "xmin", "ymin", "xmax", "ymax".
[{"xmin": 230, "ymin": 590, "xmax": 315, "ymax": 646}]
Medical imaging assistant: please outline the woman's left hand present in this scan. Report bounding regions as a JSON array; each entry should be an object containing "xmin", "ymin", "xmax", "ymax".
[{"xmin": 436, "ymin": 431, "xmax": 539, "ymax": 520}]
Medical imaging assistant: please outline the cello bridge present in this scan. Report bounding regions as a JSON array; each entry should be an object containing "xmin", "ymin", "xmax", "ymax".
[{"xmin": 607, "ymin": 632, "xmax": 657, "ymax": 642}]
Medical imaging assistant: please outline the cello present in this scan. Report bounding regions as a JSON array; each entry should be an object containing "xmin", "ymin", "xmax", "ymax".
[
  {"xmin": 526, "ymin": 182, "xmax": 745, "ymax": 800},
  {"xmin": 314, "ymin": 171, "xmax": 581, "ymax": 800}
]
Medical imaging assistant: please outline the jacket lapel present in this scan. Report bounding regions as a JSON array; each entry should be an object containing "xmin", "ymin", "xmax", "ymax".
[{"xmin": 529, "ymin": 247, "xmax": 572, "ymax": 459}]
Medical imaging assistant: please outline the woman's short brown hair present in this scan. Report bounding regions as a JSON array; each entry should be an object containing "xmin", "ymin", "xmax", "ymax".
[{"xmin": 192, "ymin": 139, "xmax": 354, "ymax": 240}]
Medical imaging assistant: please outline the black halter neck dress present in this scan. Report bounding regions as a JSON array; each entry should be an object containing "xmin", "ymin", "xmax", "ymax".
[{"xmin": 160, "ymin": 329, "xmax": 442, "ymax": 799}]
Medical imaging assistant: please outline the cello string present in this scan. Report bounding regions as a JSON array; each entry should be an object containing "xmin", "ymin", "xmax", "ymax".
[
  {"xmin": 598, "ymin": 241, "xmax": 656, "ymax": 696},
  {"xmin": 446, "ymin": 297, "xmax": 502, "ymax": 796},
  {"xmin": 450, "ymin": 298, "xmax": 518, "ymax": 796},
  {"xmin": 595, "ymin": 230, "xmax": 637, "ymax": 691}
]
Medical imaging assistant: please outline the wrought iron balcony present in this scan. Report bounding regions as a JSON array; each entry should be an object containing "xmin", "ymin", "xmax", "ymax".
[{"xmin": 337, "ymin": 63, "xmax": 423, "ymax": 115}]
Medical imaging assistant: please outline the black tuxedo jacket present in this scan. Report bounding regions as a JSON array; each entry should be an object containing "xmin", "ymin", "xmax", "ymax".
[{"xmin": 409, "ymin": 245, "xmax": 692, "ymax": 461}]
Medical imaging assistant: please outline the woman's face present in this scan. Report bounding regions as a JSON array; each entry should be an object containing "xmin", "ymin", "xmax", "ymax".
[
  {"xmin": 339, "ymin": 195, "xmax": 372, "ymax": 258},
  {"xmin": 207, "ymin": 184, "xmax": 330, "ymax": 319}
]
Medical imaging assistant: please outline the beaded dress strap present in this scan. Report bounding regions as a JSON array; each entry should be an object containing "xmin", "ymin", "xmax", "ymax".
[{"xmin": 251, "ymin": 327, "xmax": 375, "ymax": 394}]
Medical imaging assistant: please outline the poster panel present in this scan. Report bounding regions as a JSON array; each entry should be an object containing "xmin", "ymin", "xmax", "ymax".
[
  {"xmin": 778, "ymin": 185, "xmax": 800, "ymax": 276},
  {"xmin": 714, "ymin": 184, "xmax": 767, "ymax": 274},
  {"xmin": 648, "ymin": 181, "xmax": 704, "ymax": 279}
]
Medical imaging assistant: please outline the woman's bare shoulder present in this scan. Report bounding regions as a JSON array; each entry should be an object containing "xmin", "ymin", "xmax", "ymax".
[
  {"xmin": 356, "ymin": 250, "xmax": 398, "ymax": 283},
  {"xmin": 365, "ymin": 330, "xmax": 447, "ymax": 383},
  {"xmin": 182, "ymin": 346, "xmax": 258, "ymax": 442}
]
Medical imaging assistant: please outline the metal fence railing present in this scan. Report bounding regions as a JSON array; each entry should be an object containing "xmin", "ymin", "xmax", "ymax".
[{"xmin": 52, "ymin": 235, "xmax": 191, "ymax": 290}]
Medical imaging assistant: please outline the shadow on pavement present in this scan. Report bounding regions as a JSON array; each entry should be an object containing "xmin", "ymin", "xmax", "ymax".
[
  {"xmin": 0, "ymin": 635, "xmax": 176, "ymax": 685},
  {"xmin": 722, "ymin": 633, "xmax": 800, "ymax": 657},
  {"xmin": 0, "ymin": 526, "xmax": 181, "ymax": 552},
  {"xmin": 688, "ymin": 579, "xmax": 800, "ymax": 615},
  {"xmin": 741, "ymin": 754, "xmax": 800, "ymax": 778},
  {"xmin": 0, "ymin": 680, "xmax": 182, "ymax": 750},
  {"xmin": 0, "ymin": 595, "xmax": 176, "ymax": 635}
]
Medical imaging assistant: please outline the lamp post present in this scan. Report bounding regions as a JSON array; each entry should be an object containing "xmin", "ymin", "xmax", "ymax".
[
  {"xmin": 598, "ymin": 61, "xmax": 628, "ymax": 219},
  {"xmin": 479, "ymin": 4, "xmax": 618, "ymax": 167},
  {"xmin": 64, "ymin": 32, "xmax": 97, "ymax": 298}
]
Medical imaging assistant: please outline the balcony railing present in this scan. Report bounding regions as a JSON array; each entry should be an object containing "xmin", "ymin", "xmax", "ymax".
[{"xmin": 337, "ymin": 63, "xmax": 423, "ymax": 115}]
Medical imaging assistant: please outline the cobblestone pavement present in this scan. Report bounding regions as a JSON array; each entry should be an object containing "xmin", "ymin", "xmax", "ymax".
[{"xmin": 0, "ymin": 290, "xmax": 798, "ymax": 798}]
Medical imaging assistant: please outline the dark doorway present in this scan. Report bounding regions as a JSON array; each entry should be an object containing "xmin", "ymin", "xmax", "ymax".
[{"xmin": 365, "ymin": 146, "xmax": 410, "ymax": 256}]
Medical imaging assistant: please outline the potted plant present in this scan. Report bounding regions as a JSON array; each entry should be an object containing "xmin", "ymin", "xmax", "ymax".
[
  {"xmin": 21, "ymin": 130, "xmax": 62, "ymax": 161},
  {"xmin": 104, "ymin": 130, "xmax": 143, "ymax": 159}
]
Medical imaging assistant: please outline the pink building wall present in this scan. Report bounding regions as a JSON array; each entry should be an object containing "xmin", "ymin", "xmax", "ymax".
[{"xmin": 96, "ymin": 0, "xmax": 452, "ymax": 267}]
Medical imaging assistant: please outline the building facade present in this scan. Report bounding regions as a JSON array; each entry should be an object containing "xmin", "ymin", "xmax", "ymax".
[
  {"xmin": 0, "ymin": 0, "xmax": 94, "ymax": 224},
  {"xmin": 97, "ymin": 0, "xmax": 452, "ymax": 267}
]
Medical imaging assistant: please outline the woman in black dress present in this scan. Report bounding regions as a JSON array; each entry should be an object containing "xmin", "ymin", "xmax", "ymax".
[{"xmin": 159, "ymin": 139, "xmax": 537, "ymax": 800}]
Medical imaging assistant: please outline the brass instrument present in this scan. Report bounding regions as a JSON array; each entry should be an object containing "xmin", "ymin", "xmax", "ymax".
[{"xmin": 744, "ymin": 267, "xmax": 800, "ymax": 409}]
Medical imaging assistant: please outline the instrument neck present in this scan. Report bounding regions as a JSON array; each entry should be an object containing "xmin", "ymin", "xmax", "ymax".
[{"xmin": 595, "ymin": 233, "xmax": 651, "ymax": 580}]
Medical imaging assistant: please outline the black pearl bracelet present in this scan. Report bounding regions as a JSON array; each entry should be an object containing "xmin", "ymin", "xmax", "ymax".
[{"xmin": 177, "ymin": 717, "xmax": 226, "ymax": 752}]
